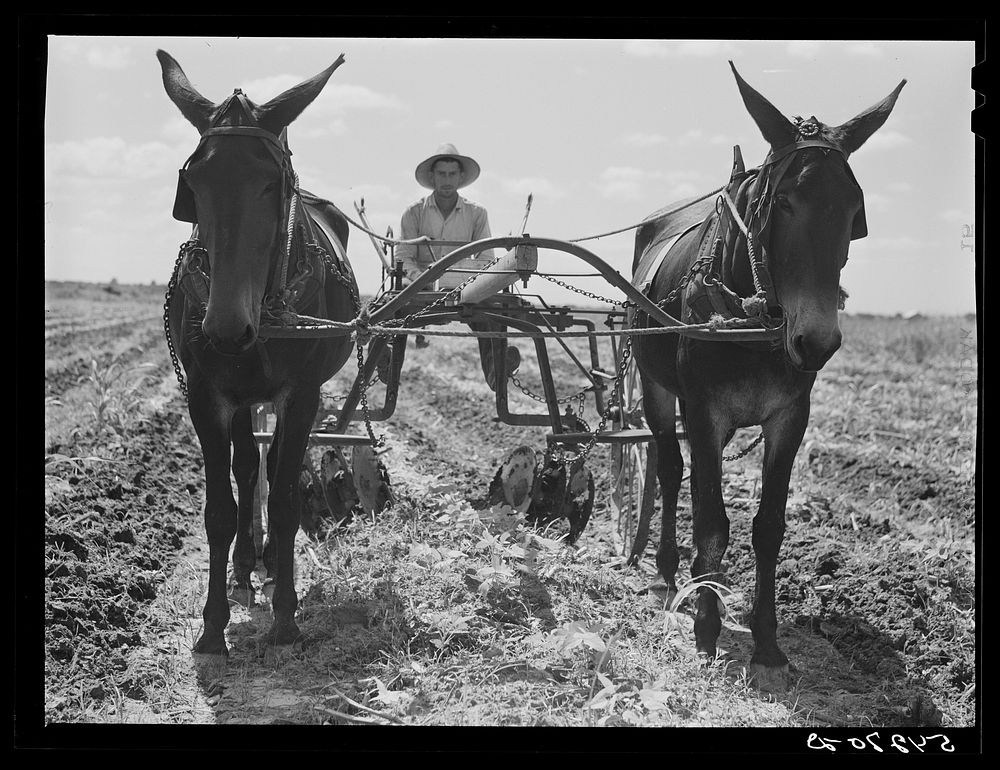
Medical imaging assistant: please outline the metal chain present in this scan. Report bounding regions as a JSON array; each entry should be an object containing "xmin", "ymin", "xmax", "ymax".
[
  {"xmin": 550, "ymin": 333, "xmax": 633, "ymax": 471},
  {"xmin": 163, "ymin": 240, "xmax": 208, "ymax": 401},
  {"xmin": 355, "ymin": 341, "xmax": 386, "ymax": 448},
  {"xmin": 537, "ymin": 273, "xmax": 634, "ymax": 307},
  {"xmin": 509, "ymin": 372, "xmax": 592, "ymax": 406},
  {"xmin": 723, "ymin": 431, "xmax": 765, "ymax": 462},
  {"xmin": 653, "ymin": 253, "xmax": 715, "ymax": 312}
]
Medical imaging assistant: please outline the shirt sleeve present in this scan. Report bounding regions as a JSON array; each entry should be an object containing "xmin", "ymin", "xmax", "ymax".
[
  {"xmin": 473, "ymin": 207, "xmax": 494, "ymax": 260},
  {"xmin": 395, "ymin": 205, "xmax": 425, "ymax": 284}
]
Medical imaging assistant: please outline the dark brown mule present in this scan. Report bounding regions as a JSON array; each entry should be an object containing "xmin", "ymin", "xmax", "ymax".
[
  {"xmin": 631, "ymin": 62, "xmax": 904, "ymax": 688},
  {"xmin": 158, "ymin": 51, "xmax": 357, "ymax": 654}
]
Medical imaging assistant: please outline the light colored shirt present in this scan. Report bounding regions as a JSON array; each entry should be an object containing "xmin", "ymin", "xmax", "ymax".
[{"xmin": 395, "ymin": 194, "xmax": 494, "ymax": 286}]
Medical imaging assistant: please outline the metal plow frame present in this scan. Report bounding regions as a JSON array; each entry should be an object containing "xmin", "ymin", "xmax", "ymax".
[{"xmin": 251, "ymin": 234, "xmax": 780, "ymax": 561}]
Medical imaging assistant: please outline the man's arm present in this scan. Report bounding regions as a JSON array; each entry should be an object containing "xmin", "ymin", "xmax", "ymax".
[
  {"xmin": 473, "ymin": 207, "xmax": 494, "ymax": 260},
  {"xmin": 396, "ymin": 205, "xmax": 427, "ymax": 285}
]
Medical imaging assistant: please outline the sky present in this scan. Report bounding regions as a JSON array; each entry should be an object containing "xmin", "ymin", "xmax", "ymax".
[{"xmin": 42, "ymin": 34, "xmax": 979, "ymax": 315}]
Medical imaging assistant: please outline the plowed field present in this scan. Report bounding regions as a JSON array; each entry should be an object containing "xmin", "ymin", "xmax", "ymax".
[{"xmin": 36, "ymin": 281, "xmax": 978, "ymax": 744}]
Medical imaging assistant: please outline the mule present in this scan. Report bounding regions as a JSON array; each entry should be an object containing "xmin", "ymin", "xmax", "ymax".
[
  {"xmin": 631, "ymin": 62, "xmax": 905, "ymax": 687},
  {"xmin": 158, "ymin": 50, "xmax": 358, "ymax": 654}
]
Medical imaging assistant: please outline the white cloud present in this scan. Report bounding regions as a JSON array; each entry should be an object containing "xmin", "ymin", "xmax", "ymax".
[
  {"xmin": 622, "ymin": 132, "xmax": 670, "ymax": 147},
  {"xmin": 860, "ymin": 130, "xmax": 912, "ymax": 151},
  {"xmin": 862, "ymin": 191, "xmax": 891, "ymax": 212},
  {"xmin": 311, "ymin": 83, "xmax": 406, "ymax": 114},
  {"xmin": 622, "ymin": 40, "xmax": 671, "ymax": 59},
  {"xmin": 939, "ymin": 209, "xmax": 973, "ymax": 225},
  {"xmin": 597, "ymin": 166, "xmax": 645, "ymax": 199},
  {"xmin": 499, "ymin": 176, "xmax": 569, "ymax": 200},
  {"xmin": 622, "ymin": 39, "xmax": 738, "ymax": 59},
  {"xmin": 85, "ymin": 44, "xmax": 133, "ymax": 70},
  {"xmin": 622, "ymin": 129, "xmax": 732, "ymax": 148},
  {"xmin": 162, "ymin": 115, "xmax": 200, "ymax": 142},
  {"xmin": 674, "ymin": 40, "xmax": 739, "ymax": 57},
  {"xmin": 296, "ymin": 118, "xmax": 349, "ymax": 139},
  {"xmin": 49, "ymin": 39, "xmax": 132, "ymax": 69},
  {"xmin": 46, "ymin": 137, "xmax": 178, "ymax": 183},
  {"xmin": 846, "ymin": 42, "xmax": 884, "ymax": 58},
  {"xmin": 680, "ymin": 129, "xmax": 731, "ymax": 146},
  {"xmin": 239, "ymin": 74, "xmax": 304, "ymax": 102},
  {"xmin": 233, "ymin": 76, "xmax": 404, "ymax": 115},
  {"xmin": 595, "ymin": 166, "xmax": 704, "ymax": 201},
  {"xmin": 887, "ymin": 181, "xmax": 913, "ymax": 194},
  {"xmin": 864, "ymin": 235, "xmax": 924, "ymax": 251},
  {"xmin": 787, "ymin": 41, "xmax": 823, "ymax": 58}
]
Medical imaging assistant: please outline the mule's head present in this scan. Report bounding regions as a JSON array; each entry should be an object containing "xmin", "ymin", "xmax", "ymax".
[
  {"xmin": 731, "ymin": 62, "xmax": 905, "ymax": 372},
  {"xmin": 157, "ymin": 50, "xmax": 344, "ymax": 355}
]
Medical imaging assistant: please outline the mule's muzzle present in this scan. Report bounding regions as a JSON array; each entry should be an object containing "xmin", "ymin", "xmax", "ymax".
[
  {"xmin": 788, "ymin": 328, "xmax": 841, "ymax": 372},
  {"xmin": 203, "ymin": 320, "xmax": 258, "ymax": 355}
]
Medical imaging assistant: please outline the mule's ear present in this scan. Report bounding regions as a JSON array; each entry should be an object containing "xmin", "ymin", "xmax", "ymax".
[
  {"xmin": 833, "ymin": 79, "xmax": 907, "ymax": 155},
  {"xmin": 156, "ymin": 50, "xmax": 216, "ymax": 133},
  {"xmin": 729, "ymin": 61, "xmax": 797, "ymax": 150},
  {"xmin": 257, "ymin": 54, "xmax": 346, "ymax": 135}
]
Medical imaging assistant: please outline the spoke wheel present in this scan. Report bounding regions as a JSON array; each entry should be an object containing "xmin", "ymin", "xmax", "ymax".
[{"xmin": 609, "ymin": 360, "xmax": 657, "ymax": 563}]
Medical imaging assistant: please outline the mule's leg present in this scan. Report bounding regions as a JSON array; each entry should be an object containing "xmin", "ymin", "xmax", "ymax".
[
  {"xmin": 261, "ymin": 417, "xmax": 281, "ymax": 580},
  {"xmin": 188, "ymin": 391, "xmax": 238, "ymax": 655},
  {"xmin": 229, "ymin": 406, "xmax": 258, "ymax": 607},
  {"xmin": 641, "ymin": 378, "xmax": 683, "ymax": 599},
  {"xmin": 749, "ymin": 396, "xmax": 810, "ymax": 687},
  {"xmin": 264, "ymin": 388, "xmax": 321, "ymax": 646},
  {"xmin": 684, "ymin": 402, "xmax": 729, "ymax": 662}
]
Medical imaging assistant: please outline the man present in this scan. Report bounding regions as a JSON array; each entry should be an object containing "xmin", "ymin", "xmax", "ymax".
[{"xmin": 395, "ymin": 143, "xmax": 519, "ymax": 390}]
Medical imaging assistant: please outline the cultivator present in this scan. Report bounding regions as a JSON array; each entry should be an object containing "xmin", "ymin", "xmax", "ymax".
[{"xmin": 249, "ymin": 198, "xmax": 781, "ymax": 564}]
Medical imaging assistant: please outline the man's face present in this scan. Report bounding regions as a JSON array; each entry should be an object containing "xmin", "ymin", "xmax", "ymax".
[{"xmin": 431, "ymin": 159, "xmax": 464, "ymax": 198}]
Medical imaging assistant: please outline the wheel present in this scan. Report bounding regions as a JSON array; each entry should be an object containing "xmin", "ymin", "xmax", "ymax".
[
  {"xmin": 351, "ymin": 444, "xmax": 394, "ymax": 515},
  {"xmin": 300, "ymin": 447, "xmax": 359, "ymax": 536},
  {"xmin": 488, "ymin": 445, "xmax": 537, "ymax": 512},
  {"xmin": 609, "ymin": 359, "xmax": 657, "ymax": 564}
]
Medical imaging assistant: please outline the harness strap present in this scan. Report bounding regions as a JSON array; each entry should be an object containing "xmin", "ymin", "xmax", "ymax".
[
  {"xmin": 763, "ymin": 137, "xmax": 845, "ymax": 167},
  {"xmin": 200, "ymin": 125, "xmax": 285, "ymax": 146}
]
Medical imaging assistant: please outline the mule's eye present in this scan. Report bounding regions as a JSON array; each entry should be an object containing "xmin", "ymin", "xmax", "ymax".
[{"xmin": 775, "ymin": 194, "xmax": 792, "ymax": 212}]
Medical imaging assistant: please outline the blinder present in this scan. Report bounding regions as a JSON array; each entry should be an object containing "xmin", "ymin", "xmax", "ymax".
[
  {"xmin": 843, "ymin": 162, "xmax": 868, "ymax": 240},
  {"xmin": 173, "ymin": 169, "xmax": 197, "ymax": 223}
]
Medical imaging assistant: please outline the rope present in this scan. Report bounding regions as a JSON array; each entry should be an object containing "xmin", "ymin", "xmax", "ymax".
[
  {"xmin": 720, "ymin": 190, "xmax": 765, "ymax": 296},
  {"xmin": 567, "ymin": 186, "xmax": 725, "ymax": 243},
  {"xmin": 259, "ymin": 316, "xmax": 771, "ymax": 340},
  {"xmin": 281, "ymin": 173, "xmax": 300, "ymax": 290},
  {"xmin": 312, "ymin": 186, "xmax": 728, "ymax": 250}
]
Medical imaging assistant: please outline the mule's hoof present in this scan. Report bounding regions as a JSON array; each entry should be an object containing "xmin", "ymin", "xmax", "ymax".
[
  {"xmin": 228, "ymin": 586, "xmax": 256, "ymax": 608},
  {"xmin": 192, "ymin": 633, "xmax": 229, "ymax": 658},
  {"xmin": 266, "ymin": 621, "xmax": 304, "ymax": 649},
  {"xmin": 748, "ymin": 662, "xmax": 790, "ymax": 693}
]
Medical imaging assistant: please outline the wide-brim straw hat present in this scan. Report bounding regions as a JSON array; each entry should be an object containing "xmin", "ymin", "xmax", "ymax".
[{"xmin": 415, "ymin": 143, "xmax": 481, "ymax": 189}]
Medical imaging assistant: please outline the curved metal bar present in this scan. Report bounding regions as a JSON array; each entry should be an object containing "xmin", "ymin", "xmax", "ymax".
[
  {"xmin": 367, "ymin": 237, "xmax": 515, "ymax": 323},
  {"xmin": 369, "ymin": 236, "xmax": 783, "ymax": 343}
]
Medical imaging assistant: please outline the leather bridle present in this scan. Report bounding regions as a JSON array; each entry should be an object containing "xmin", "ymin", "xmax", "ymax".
[
  {"xmin": 172, "ymin": 89, "xmax": 302, "ymax": 307},
  {"xmin": 718, "ymin": 127, "xmax": 868, "ymax": 317}
]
